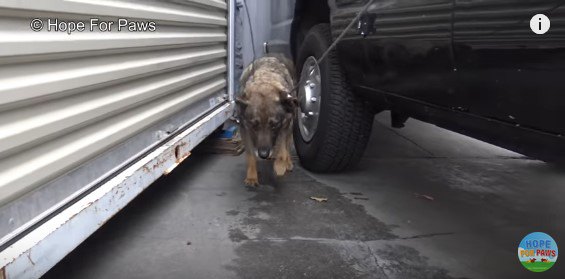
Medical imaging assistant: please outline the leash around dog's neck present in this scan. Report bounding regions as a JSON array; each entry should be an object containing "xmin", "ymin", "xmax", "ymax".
[{"xmin": 232, "ymin": 0, "xmax": 376, "ymax": 124}]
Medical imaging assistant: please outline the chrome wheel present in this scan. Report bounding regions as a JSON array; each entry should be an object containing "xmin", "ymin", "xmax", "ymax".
[{"xmin": 297, "ymin": 56, "xmax": 321, "ymax": 142}]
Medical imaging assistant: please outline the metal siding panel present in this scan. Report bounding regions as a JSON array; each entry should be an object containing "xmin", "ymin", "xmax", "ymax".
[
  {"xmin": 0, "ymin": 0, "xmax": 228, "ymax": 208},
  {"xmin": 0, "ymin": 103, "xmax": 232, "ymax": 278},
  {"xmin": 0, "ymin": 0, "xmax": 227, "ymax": 25}
]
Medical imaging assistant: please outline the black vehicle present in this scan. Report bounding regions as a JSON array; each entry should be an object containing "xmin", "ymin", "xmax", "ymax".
[{"xmin": 284, "ymin": 0, "xmax": 565, "ymax": 171}]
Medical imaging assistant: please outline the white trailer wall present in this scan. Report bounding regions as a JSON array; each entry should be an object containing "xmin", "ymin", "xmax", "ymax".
[{"xmin": 0, "ymin": 0, "xmax": 234, "ymax": 277}]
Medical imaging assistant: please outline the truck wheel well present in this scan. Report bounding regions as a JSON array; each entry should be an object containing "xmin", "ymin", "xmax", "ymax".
[{"xmin": 290, "ymin": 0, "xmax": 330, "ymax": 60}]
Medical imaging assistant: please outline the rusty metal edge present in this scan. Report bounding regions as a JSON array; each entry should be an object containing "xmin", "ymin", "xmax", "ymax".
[{"xmin": 0, "ymin": 103, "xmax": 232, "ymax": 279}]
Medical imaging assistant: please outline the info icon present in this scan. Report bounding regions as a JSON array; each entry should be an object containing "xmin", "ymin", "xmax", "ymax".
[{"xmin": 530, "ymin": 14, "xmax": 550, "ymax": 34}]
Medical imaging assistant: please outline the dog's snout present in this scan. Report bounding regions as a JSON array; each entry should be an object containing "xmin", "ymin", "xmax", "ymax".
[{"xmin": 258, "ymin": 147, "xmax": 270, "ymax": 159}]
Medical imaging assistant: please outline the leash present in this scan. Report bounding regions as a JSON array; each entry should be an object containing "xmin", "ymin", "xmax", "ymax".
[
  {"xmin": 289, "ymin": 0, "xmax": 375, "ymax": 94},
  {"xmin": 232, "ymin": 0, "xmax": 376, "ymax": 124},
  {"xmin": 316, "ymin": 0, "xmax": 375, "ymax": 66}
]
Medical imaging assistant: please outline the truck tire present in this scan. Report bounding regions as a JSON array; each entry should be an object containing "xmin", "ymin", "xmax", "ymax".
[{"xmin": 294, "ymin": 23, "xmax": 374, "ymax": 172}]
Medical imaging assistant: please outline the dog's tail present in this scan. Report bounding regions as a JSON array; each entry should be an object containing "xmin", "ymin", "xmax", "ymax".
[
  {"xmin": 239, "ymin": 62, "xmax": 254, "ymax": 93},
  {"xmin": 265, "ymin": 53, "xmax": 296, "ymax": 82}
]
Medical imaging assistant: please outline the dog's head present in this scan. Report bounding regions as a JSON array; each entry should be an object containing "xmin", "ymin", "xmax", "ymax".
[{"xmin": 237, "ymin": 82, "xmax": 297, "ymax": 159}]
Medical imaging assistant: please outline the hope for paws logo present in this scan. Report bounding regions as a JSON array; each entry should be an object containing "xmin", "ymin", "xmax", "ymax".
[{"xmin": 518, "ymin": 232, "xmax": 558, "ymax": 272}]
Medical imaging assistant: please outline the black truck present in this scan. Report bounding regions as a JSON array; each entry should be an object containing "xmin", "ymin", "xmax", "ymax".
[{"xmin": 283, "ymin": 0, "xmax": 565, "ymax": 171}]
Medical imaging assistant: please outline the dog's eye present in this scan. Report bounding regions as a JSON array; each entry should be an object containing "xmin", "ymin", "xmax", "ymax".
[
  {"xmin": 251, "ymin": 120, "xmax": 260, "ymax": 127},
  {"xmin": 244, "ymin": 119, "xmax": 259, "ymax": 128},
  {"xmin": 270, "ymin": 121, "xmax": 280, "ymax": 129}
]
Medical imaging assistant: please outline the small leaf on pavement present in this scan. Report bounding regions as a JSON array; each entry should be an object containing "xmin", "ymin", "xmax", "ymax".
[{"xmin": 310, "ymin": 196, "xmax": 328, "ymax": 202}]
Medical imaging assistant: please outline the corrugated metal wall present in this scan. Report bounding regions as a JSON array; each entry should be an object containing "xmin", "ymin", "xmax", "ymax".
[{"xmin": 0, "ymin": 0, "xmax": 228, "ymax": 207}]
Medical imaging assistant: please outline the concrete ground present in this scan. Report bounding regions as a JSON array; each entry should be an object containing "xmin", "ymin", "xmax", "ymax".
[{"xmin": 43, "ymin": 112, "xmax": 565, "ymax": 279}]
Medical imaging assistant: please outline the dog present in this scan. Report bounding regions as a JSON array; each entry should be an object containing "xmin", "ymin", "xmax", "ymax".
[{"xmin": 236, "ymin": 54, "xmax": 297, "ymax": 186}]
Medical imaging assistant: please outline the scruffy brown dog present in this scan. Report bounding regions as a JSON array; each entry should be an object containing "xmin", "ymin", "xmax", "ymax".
[{"xmin": 237, "ymin": 54, "xmax": 297, "ymax": 186}]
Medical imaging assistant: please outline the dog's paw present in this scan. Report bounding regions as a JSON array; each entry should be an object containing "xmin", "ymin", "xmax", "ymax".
[
  {"xmin": 244, "ymin": 177, "xmax": 259, "ymax": 187},
  {"xmin": 286, "ymin": 159, "xmax": 294, "ymax": 172},
  {"xmin": 274, "ymin": 160, "xmax": 287, "ymax": 177}
]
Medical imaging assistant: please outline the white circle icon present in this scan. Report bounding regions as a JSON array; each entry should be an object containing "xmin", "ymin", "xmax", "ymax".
[{"xmin": 530, "ymin": 14, "xmax": 550, "ymax": 34}]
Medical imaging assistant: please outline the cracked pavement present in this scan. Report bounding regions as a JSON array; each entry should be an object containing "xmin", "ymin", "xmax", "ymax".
[{"xmin": 43, "ymin": 113, "xmax": 565, "ymax": 279}]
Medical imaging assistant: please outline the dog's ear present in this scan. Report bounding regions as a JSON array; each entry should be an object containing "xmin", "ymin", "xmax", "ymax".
[
  {"xmin": 280, "ymin": 90, "xmax": 298, "ymax": 113},
  {"xmin": 270, "ymin": 81, "xmax": 297, "ymax": 112}
]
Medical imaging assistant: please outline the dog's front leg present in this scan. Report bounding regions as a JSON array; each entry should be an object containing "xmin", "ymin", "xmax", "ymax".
[
  {"xmin": 274, "ymin": 138, "xmax": 290, "ymax": 177},
  {"xmin": 274, "ymin": 121, "xmax": 294, "ymax": 177},
  {"xmin": 274, "ymin": 156, "xmax": 286, "ymax": 177},
  {"xmin": 245, "ymin": 152, "xmax": 259, "ymax": 186},
  {"xmin": 284, "ymin": 129, "xmax": 293, "ymax": 171}
]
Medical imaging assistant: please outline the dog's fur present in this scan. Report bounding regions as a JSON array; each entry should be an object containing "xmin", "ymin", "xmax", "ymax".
[{"xmin": 237, "ymin": 54, "xmax": 297, "ymax": 186}]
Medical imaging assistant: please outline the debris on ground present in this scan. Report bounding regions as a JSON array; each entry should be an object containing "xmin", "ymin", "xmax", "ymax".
[
  {"xmin": 186, "ymin": 241, "xmax": 192, "ymax": 246},
  {"xmin": 193, "ymin": 124, "xmax": 244, "ymax": 155},
  {"xmin": 219, "ymin": 125, "xmax": 238, "ymax": 138},
  {"xmin": 354, "ymin": 197, "xmax": 369, "ymax": 200},
  {"xmin": 349, "ymin": 192, "xmax": 363, "ymax": 196},
  {"xmin": 310, "ymin": 196, "xmax": 328, "ymax": 202},
  {"xmin": 414, "ymin": 193, "xmax": 435, "ymax": 201}
]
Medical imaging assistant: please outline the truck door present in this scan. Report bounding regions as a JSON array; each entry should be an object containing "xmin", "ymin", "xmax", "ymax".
[
  {"xmin": 453, "ymin": 0, "xmax": 565, "ymax": 136},
  {"xmin": 333, "ymin": 0, "xmax": 456, "ymax": 108},
  {"xmin": 267, "ymin": 0, "xmax": 296, "ymax": 57}
]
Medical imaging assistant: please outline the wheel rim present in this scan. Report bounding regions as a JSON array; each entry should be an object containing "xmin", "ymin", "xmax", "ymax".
[{"xmin": 297, "ymin": 56, "xmax": 322, "ymax": 142}]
